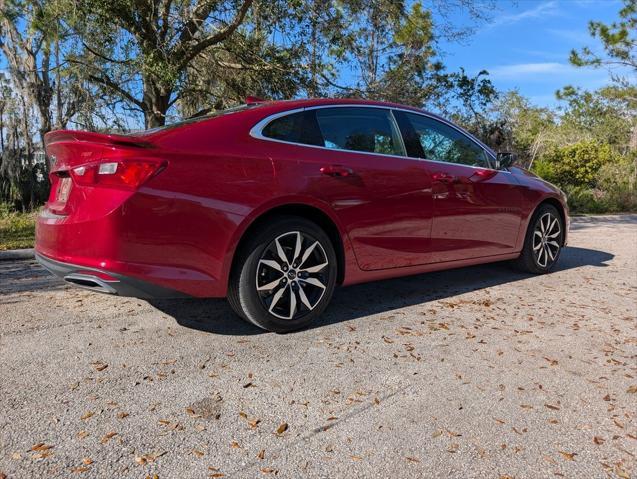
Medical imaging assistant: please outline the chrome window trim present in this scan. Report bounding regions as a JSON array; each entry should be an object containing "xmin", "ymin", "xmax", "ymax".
[{"xmin": 249, "ymin": 104, "xmax": 509, "ymax": 174}]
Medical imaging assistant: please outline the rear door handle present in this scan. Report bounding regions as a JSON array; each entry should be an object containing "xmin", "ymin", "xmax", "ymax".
[
  {"xmin": 432, "ymin": 172, "xmax": 458, "ymax": 183},
  {"xmin": 320, "ymin": 165, "xmax": 354, "ymax": 177}
]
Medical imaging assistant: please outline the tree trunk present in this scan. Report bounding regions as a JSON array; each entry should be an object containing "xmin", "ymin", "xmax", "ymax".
[{"xmin": 143, "ymin": 78, "xmax": 172, "ymax": 129}]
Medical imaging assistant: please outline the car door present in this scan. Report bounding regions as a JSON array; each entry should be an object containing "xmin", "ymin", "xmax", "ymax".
[
  {"xmin": 259, "ymin": 106, "xmax": 434, "ymax": 270},
  {"xmin": 395, "ymin": 111, "xmax": 523, "ymax": 263}
]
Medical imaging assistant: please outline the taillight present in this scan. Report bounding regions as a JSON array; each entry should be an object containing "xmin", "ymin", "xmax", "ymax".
[{"xmin": 70, "ymin": 160, "xmax": 164, "ymax": 190}]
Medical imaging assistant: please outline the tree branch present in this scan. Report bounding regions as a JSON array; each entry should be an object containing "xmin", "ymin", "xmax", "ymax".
[{"xmin": 176, "ymin": 0, "xmax": 254, "ymax": 71}]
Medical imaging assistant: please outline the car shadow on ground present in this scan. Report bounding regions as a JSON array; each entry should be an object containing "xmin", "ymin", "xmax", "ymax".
[{"xmin": 148, "ymin": 245, "xmax": 614, "ymax": 336}]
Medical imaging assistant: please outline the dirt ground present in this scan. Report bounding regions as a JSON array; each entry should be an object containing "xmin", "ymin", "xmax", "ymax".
[{"xmin": 0, "ymin": 214, "xmax": 635, "ymax": 478}]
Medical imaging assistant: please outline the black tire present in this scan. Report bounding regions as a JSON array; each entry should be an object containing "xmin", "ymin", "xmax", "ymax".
[
  {"xmin": 515, "ymin": 203, "xmax": 564, "ymax": 274},
  {"xmin": 227, "ymin": 216, "xmax": 338, "ymax": 333}
]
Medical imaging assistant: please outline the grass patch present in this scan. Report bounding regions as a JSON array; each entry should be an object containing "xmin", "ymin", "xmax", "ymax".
[{"xmin": 0, "ymin": 206, "xmax": 36, "ymax": 250}]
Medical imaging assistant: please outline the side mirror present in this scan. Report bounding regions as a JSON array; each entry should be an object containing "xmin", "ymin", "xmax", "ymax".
[{"xmin": 496, "ymin": 152, "xmax": 517, "ymax": 170}]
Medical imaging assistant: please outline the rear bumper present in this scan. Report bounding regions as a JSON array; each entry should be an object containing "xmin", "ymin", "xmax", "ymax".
[
  {"xmin": 35, "ymin": 193, "xmax": 231, "ymax": 297},
  {"xmin": 36, "ymin": 252, "xmax": 188, "ymax": 298}
]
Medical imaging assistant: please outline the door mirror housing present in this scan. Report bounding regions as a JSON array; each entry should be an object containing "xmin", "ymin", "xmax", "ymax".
[{"xmin": 495, "ymin": 152, "xmax": 517, "ymax": 170}]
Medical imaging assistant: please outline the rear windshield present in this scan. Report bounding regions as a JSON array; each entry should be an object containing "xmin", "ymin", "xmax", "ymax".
[{"xmin": 138, "ymin": 104, "xmax": 259, "ymax": 135}]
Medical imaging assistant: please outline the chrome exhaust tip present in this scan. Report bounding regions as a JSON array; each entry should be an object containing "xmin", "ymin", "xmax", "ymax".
[{"xmin": 63, "ymin": 273, "xmax": 118, "ymax": 294}]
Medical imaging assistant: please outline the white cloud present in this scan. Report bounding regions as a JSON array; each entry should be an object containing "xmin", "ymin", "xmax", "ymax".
[
  {"xmin": 483, "ymin": 61, "xmax": 614, "ymax": 94},
  {"xmin": 490, "ymin": 1, "xmax": 560, "ymax": 28},
  {"xmin": 488, "ymin": 62, "xmax": 571, "ymax": 78}
]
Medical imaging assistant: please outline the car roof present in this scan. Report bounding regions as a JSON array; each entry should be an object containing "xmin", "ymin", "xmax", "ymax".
[{"xmin": 256, "ymin": 97, "xmax": 434, "ymax": 116}]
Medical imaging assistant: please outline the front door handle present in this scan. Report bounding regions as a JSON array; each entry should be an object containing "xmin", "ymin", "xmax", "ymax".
[
  {"xmin": 432, "ymin": 172, "xmax": 458, "ymax": 183},
  {"xmin": 320, "ymin": 165, "xmax": 354, "ymax": 177}
]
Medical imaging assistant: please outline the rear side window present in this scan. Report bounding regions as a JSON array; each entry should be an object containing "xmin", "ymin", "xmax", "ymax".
[
  {"xmin": 261, "ymin": 111, "xmax": 323, "ymax": 146},
  {"xmin": 314, "ymin": 107, "xmax": 405, "ymax": 156},
  {"xmin": 401, "ymin": 112, "xmax": 489, "ymax": 167}
]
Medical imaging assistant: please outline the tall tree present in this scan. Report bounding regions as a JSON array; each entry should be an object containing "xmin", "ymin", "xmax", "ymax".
[
  {"xmin": 67, "ymin": 0, "xmax": 255, "ymax": 128},
  {"xmin": 569, "ymin": 0, "xmax": 636, "ymax": 149},
  {"xmin": 0, "ymin": 0, "xmax": 83, "ymax": 149}
]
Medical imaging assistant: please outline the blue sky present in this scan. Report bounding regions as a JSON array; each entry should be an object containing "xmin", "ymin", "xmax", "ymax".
[{"xmin": 439, "ymin": 0, "xmax": 625, "ymax": 107}]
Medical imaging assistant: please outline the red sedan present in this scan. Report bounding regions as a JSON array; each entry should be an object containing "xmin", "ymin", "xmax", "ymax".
[{"xmin": 36, "ymin": 98, "xmax": 568, "ymax": 332}]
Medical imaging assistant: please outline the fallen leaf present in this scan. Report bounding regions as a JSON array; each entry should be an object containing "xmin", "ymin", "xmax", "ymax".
[
  {"xmin": 82, "ymin": 458, "xmax": 93, "ymax": 465},
  {"xmin": 593, "ymin": 436, "xmax": 605, "ymax": 445},
  {"xmin": 31, "ymin": 443, "xmax": 53, "ymax": 452},
  {"xmin": 117, "ymin": 412, "xmax": 129, "ymax": 419},
  {"xmin": 192, "ymin": 449, "xmax": 205, "ymax": 458},
  {"xmin": 71, "ymin": 466, "xmax": 89, "ymax": 473},
  {"xmin": 626, "ymin": 385, "xmax": 637, "ymax": 394},
  {"xmin": 351, "ymin": 455, "xmax": 362, "ymax": 461},
  {"xmin": 230, "ymin": 441, "xmax": 241, "ymax": 449},
  {"xmin": 275, "ymin": 422, "xmax": 288, "ymax": 435},
  {"xmin": 260, "ymin": 467, "xmax": 277, "ymax": 474},
  {"xmin": 615, "ymin": 464, "xmax": 630, "ymax": 479},
  {"xmin": 603, "ymin": 394, "xmax": 611, "ymax": 401},
  {"xmin": 100, "ymin": 432, "xmax": 117, "ymax": 444},
  {"xmin": 544, "ymin": 403, "xmax": 560, "ymax": 411},
  {"xmin": 405, "ymin": 456, "xmax": 420, "ymax": 463},
  {"xmin": 248, "ymin": 419, "xmax": 261, "ymax": 429},
  {"xmin": 135, "ymin": 452, "xmax": 166, "ymax": 465},
  {"xmin": 80, "ymin": 411, "xmax": 94, "ymax": 420},
  {"xmin": 77, "ymin": 430, "xmax": 89, "ymax": 439},
  {"xmin": 185, "ymin": 407, "xmax": 201, "ymax": 418},
  {"xmin": 91, "ymin": 361, "xmax": 108, "ymax": 371},
  {"xmin": 558, "ymin": 451, "xmax": 576, "ymax": 461},
  {"xmin": 257, "ymin": 449, "xmax": 265, "ymax": 460}
]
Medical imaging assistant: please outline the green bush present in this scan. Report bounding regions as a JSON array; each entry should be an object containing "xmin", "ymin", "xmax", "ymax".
[
  {"xmin": 531, "ymin": 158, "xmax": 558, "ymax": 184},
  {"xmin": 0, "ymin": 203, "xmax": 36, "ymax": 250},
  {"xmin": 540, "ymin": 141, "xmax": 621, "ymax": 188},
  {"xmin": 562, "ymin": 186, "xmax": 607, "ymax": 214},
  {"xmin": 532, "ymin": 141, "xmax": 636, "ymax": 214},
  {"xmin": 596, "ymin": 157, "xmax": 637, "ymax": 212}
]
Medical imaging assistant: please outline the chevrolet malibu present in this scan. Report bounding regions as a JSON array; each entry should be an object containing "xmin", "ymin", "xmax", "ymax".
[{"xmin": 36, "ymin": 98, "xmax": 568, "ymax": 332}]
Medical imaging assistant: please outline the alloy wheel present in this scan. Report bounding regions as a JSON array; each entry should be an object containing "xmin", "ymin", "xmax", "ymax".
[
  {"xmin": 255, "ymin": 231, "xmax": 329, "ymax": 320},
  {"xmin": 532, "ymin": 212, "xmax": 561, "ymax": 268}
]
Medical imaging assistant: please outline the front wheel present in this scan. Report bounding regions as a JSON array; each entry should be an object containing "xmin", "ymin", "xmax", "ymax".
[
  {"xmin": 515, "ymin": 204, "xmax": 564, "ymax": 274},
  {"xmin": 228, "ymin": 216, "xmax": 337, "ymax": 332}
]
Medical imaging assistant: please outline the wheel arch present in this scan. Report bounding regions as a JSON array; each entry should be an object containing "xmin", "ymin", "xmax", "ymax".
[
  {"xmin": 228, "ymin": 202, "xmax": 348, "ymax": 288},
  {"xmin": 534, "ymin": 196, "xmax": 568, "ymax": 246}
]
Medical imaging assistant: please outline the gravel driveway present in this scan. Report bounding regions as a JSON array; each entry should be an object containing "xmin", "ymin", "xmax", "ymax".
[{"xmin": 1, "ymin": 215, "xmax": 635, "ymax": 479}]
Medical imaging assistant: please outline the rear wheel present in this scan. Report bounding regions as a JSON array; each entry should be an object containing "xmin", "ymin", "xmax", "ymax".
[
  {"xmin": 515, "ymin": 204, "xmax": 564, "ymax": 274},
  {"xmin": 228, "ymin": 216, "xmax": 337, "ymax": 332}
]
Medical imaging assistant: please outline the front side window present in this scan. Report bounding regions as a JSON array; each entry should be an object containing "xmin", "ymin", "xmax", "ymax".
[
  {"xmin": 402, "ymin": 112, "xmax": 489, "ymax": 167},
  {"xmin": 314, "ymin": 107, "xmax": 405, "ymax": 156}
]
